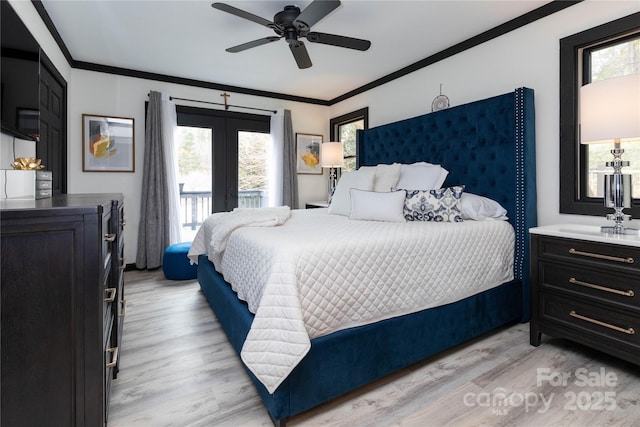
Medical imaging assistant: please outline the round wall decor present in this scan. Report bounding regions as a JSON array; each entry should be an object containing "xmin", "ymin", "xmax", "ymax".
[{"xmin": 431, "ymin": 84, "xmax": 450, "ymax": 112}]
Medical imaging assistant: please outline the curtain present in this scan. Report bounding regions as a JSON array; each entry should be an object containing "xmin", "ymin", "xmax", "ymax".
[
  {"xmin": 161, "ymin": 94, "xmax": 181, "ymax": 244},
  {"xmin": 135, "ymin": 91, "xmax": 180, "ymax": 269},
  {"xmin": 269, "ymin": 108, "xmax": 298, "ymax": 208}
]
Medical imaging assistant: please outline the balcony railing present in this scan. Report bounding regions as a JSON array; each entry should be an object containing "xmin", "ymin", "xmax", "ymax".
[{"xmin": 179, "ymin": 188, "xmax": 266, "ymax": 230}]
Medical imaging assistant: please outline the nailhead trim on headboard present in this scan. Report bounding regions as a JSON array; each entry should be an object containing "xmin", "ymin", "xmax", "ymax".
[{"xmin": 514, "ymin": 87, "xmax": 526, "ymax": 281}]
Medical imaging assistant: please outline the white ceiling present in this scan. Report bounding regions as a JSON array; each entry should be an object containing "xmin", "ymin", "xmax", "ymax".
[{"xmin": 40, "ymin": 0, "xmax": 550, "ymax": 101}]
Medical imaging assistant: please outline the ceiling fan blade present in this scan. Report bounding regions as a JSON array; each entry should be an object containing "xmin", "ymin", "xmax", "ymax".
[
  {"xmin": 289, "ymin": 41, "xmax": 312, "ymax": 69},
  {"xmin": 226, "ymin": 36, "xmax": 281, "ymax": 53},
  {"xmin": 293, "ymin": 0, "xmax": 340, "ymax": 30},
  {"xmin": 212, "ymin": 2, "xmax": 274, "ymax": 28},
  {"xmin": 306, "ymin": 32, "xmax": 371, "ymax": 51}
]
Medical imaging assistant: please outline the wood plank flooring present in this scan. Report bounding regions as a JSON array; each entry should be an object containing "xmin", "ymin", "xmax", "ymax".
[{"xmin": 109, "ymin": 269, "xmax": 640, "ymax": 427}]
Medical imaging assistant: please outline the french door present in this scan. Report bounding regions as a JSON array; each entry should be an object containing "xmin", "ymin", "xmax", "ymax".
[{"xmin": 175, "ymin": 105, "xmax": 270, "ymax": 214}]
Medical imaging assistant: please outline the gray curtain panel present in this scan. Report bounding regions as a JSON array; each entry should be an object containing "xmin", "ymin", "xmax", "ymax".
[
  {"xmin": 135, "ymin": 91, "xmax": 170, "ymax": 269},
  {"xmin": 282, "ymin": 109, "xmax": 299, "ymax": 208}
]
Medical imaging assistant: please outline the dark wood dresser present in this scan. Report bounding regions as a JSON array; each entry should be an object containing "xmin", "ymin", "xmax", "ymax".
[
  {"xmin": 1, "ymin": 193, "xmax": 125, "ymax": 426},
  {"xmin": 530, "ymin": 224, "xmax": 639, "ymax": 366}
]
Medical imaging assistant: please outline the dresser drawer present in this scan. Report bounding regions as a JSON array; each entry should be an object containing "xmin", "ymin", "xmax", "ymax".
[
  {"xmin": 102, "ymin": 211, "xmax": 114, "ymax": 269},
  {"xmin": 35, "ymin": 189, "xmax": 52, "ymax": 199},
  {"xmin": 536, "ymin": 236, "xmax": 639, "ymax": 272},
  {"xmin": 103, "ymin": 285, "xmax": 116, "ymax": 329},
  {"xmin": 35, "ymin": 170, "xmax": 53, "ymax": 181},
  {"xmin": 539, "ymin": 261, "xmax": 639, "ymax": 310},
  {"xmin": 104, "ymin": 321, "xmax": 117, "ymax": 423},
  {"xmin": 540, "ymin": 293, "xmax": 639, "ymax": 349},
  {"xmin": 35, "ymin": 179, "xmax": 52, "ymax": 190}
]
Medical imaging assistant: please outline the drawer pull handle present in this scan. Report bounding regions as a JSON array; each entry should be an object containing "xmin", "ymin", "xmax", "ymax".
[
  {"xmin": 569, "ymin": 310, "xmax": 635, "ymax": 335},
  {"xmin": 104, "ymin": 233, "xmax": 116, "ymax": 242},
  {"xmin": 569, "ymin": 248, "xmax": 634, "ymax": 264},
  {"xmin": 106, "ymin": 347, "xmax": 119, "ymax": 369},
  {"xmin": 120, "ymin": 299, "xmax": 127, "ymax": 317},
  {"xmin": 105, "ymin": 287, "xmax": 117, "ymax": 303},
  {"xmin": 569, "ymin": 278, "xmax": 635, "ymax": 297}
]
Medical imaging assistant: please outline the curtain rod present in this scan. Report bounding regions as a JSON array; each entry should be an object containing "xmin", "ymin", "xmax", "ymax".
[
  {"xmin": 147, "ymin": 92, "xmax": 277, "ymax": 114},
  {"xmin": 170, "ymin": 96, "xmax": 276, "ymax": 114}
]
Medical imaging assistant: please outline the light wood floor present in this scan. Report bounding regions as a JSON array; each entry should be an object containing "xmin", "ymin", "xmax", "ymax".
[{"xmin": 109, "ymin": 269, "xmax": 640, "ymax": 427}]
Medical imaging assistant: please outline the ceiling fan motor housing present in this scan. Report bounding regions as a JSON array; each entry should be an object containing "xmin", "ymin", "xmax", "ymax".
[{"xmin": 274, "ymin": 5, "xmax": 310, "ymax": 42}]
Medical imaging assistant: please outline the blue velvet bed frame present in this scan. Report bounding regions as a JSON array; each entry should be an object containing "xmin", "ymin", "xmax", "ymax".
[{"xmin": 197, "ymin": 88, "xmax": 537, "ymax": 426}]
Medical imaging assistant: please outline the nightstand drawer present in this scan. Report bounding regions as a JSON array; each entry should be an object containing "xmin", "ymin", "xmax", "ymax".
[
  {"xmin": 539, "ymin": 262, "xmax": 639, "ymax": 310},
  {"xmin": 537, "ymin": 236, "xmax": 639, "ymax": 272},
  {"xmin": 541, "ymin": 294, "xmax": 639, "ymax": 349}
]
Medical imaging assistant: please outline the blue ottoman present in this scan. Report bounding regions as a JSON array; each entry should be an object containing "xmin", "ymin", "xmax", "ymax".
[{"xmin": 162, "ymin": 242, "xmax": 198, "ymax": 280}]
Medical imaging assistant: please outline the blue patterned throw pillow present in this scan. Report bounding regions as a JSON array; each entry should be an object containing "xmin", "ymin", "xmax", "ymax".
[{"xmin": 403, "ymin": 186, "xmax": 465, "ymax": 222}]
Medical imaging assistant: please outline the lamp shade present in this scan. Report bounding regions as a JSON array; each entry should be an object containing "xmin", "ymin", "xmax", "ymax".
[
  {"xmin": 580, "ymin": 74, "xmax": 640, "ymax": 144},
  {"xmin": 320, "ymin": 142, "xmax": 344, "ymax": 168}
]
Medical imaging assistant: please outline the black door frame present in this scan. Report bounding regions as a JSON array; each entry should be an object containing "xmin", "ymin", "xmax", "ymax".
[
  {"xmin": 39, "ymin": 51, "xmax": 68, "ymax": 194},
  {"xmin": 176, "ymin": 105, "xmax": 270, "ymax": 212}
]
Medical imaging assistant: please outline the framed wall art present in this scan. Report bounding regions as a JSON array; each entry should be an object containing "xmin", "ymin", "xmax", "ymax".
[
  {"xmin": 296, "ymin": 133, "xmax": 322, "ymax": 174},
  {"xmin": 82, "ymin": 114, "xmax": 135, "ymax": 172}
]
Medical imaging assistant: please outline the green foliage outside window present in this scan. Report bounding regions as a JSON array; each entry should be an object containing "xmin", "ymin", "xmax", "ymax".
[
  {"xmin": 339, "ymin": 119, "xmax": 364, "ymax": 172},
  {"xmin": 586, "ymin": 36, "xmax": 640, "ymax": 198}
]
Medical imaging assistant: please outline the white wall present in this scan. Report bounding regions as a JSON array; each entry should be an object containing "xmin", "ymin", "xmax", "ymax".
[
  {"xmin": 68, "ymin": 70, "xmax": 329, "ymax": 263},
  {"xmin": 6, "ymin": 0, "xmax": 640, "ymax": 264},
  {"xmin": 329, "ymin": 0, "xmax": 640, "ymax": 230}
]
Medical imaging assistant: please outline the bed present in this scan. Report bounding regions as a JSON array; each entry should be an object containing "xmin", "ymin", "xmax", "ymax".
[{"xmin": 193, "ymin": 88, "xmax": 536, "ymax": 425}]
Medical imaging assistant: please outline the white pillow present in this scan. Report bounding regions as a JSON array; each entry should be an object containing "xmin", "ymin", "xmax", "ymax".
[
  {"xmin": 460, "ymin": 193, "xmax": 508, "ymax": 220},
  {"xmin": 373, "ymin": 163, "xmax": 401, "ymax": 192},
  {"xmin": 328, "ymin": 169, "xmax": 375, "ymax": 216},
  {"xmin": 358, "ymin": 163, "xmax": 402, "ymax": 192},
  {"xmin": 349, "ymin": 189, "xmax": 406, "ymax": 222},
  {"xmin": 396, "ymin": 162, "xmax": 449, "ymax": 190}
]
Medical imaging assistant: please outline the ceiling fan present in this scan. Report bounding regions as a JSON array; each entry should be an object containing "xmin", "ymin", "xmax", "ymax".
[{"xmin": 212, "ymin": 0, "xmax": 371, "ymax": 69}]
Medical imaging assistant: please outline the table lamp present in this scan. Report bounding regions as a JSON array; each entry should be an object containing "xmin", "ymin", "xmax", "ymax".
[
  {"xmin": 580, "ymin": 74, "xmax": 640, "ymax": 235},
  {"xmin": 321, "ymin": 142, "xmax": 344, "ymax": 200}
]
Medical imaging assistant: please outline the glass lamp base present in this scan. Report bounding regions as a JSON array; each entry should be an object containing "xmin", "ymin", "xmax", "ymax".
[{"xmin": 600, "ymin": 225, "xmax": 639, "ymax": 235}]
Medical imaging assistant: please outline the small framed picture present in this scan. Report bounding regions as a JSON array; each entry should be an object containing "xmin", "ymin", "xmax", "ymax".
[
  {"xmin": 82, "ymin": 114, "xmax": 135, "ymax": 172},
  {"xmin": 296, "ymin": 133, "xmax": 323, "ymax": 174}
]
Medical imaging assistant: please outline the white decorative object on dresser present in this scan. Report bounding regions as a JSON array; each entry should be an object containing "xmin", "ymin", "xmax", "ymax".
[
  {"xmin": 0, "ymin": 169, "xmax": 35, "ymax": 200},
  {"xmin": 530, "ymin": 224, "xmax": 639, "ymax": 366}
]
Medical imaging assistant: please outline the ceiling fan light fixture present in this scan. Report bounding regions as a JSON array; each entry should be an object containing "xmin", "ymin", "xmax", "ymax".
[{"xmin": 284, "ymin": 27, "xmax": 298, "ymax": 44}]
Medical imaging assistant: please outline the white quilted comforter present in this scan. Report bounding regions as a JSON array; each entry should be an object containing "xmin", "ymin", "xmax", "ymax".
[{"xmin": 190, "ymin": 208, "xmax": 514, "ymax": 393}]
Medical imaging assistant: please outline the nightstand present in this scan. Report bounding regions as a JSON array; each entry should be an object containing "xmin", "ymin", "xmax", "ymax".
[
  {"xmin": 529, "ymin": 224, "xmax": 639, "ymax": 366},
  {"xmin": 305, "ymin": 201, "xmax": 329, "ymax": 209}
]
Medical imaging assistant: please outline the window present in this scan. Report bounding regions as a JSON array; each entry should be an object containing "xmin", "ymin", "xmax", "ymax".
[
  {"xmin": 175, "ymin": 126, "xmax": 212, "ymax": 241},
  {"xmin": 237, "ymin": 130, "xmax": 271, "ymax": 208},
  {"xmin": 559, "ymin": 12, "xmax": 640, "ymax": 218},
  {"xmin": 175, "ymin": 105, "xmax": 270, "ymax": 239},
  {"xmin": 330, "ymin": 108, "xmax": 368, "ymax": 171}
]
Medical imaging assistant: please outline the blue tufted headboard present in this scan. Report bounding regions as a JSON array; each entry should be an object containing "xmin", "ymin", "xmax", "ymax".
[{"xmin": 357, "ymin": 88, "xmax": 537, "ymax": 320}]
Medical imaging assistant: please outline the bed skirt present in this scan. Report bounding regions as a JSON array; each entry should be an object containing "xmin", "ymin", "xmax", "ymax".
[{"xmin": 197, "ymin": 254, "xmax": 522, "ymax": 423}]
